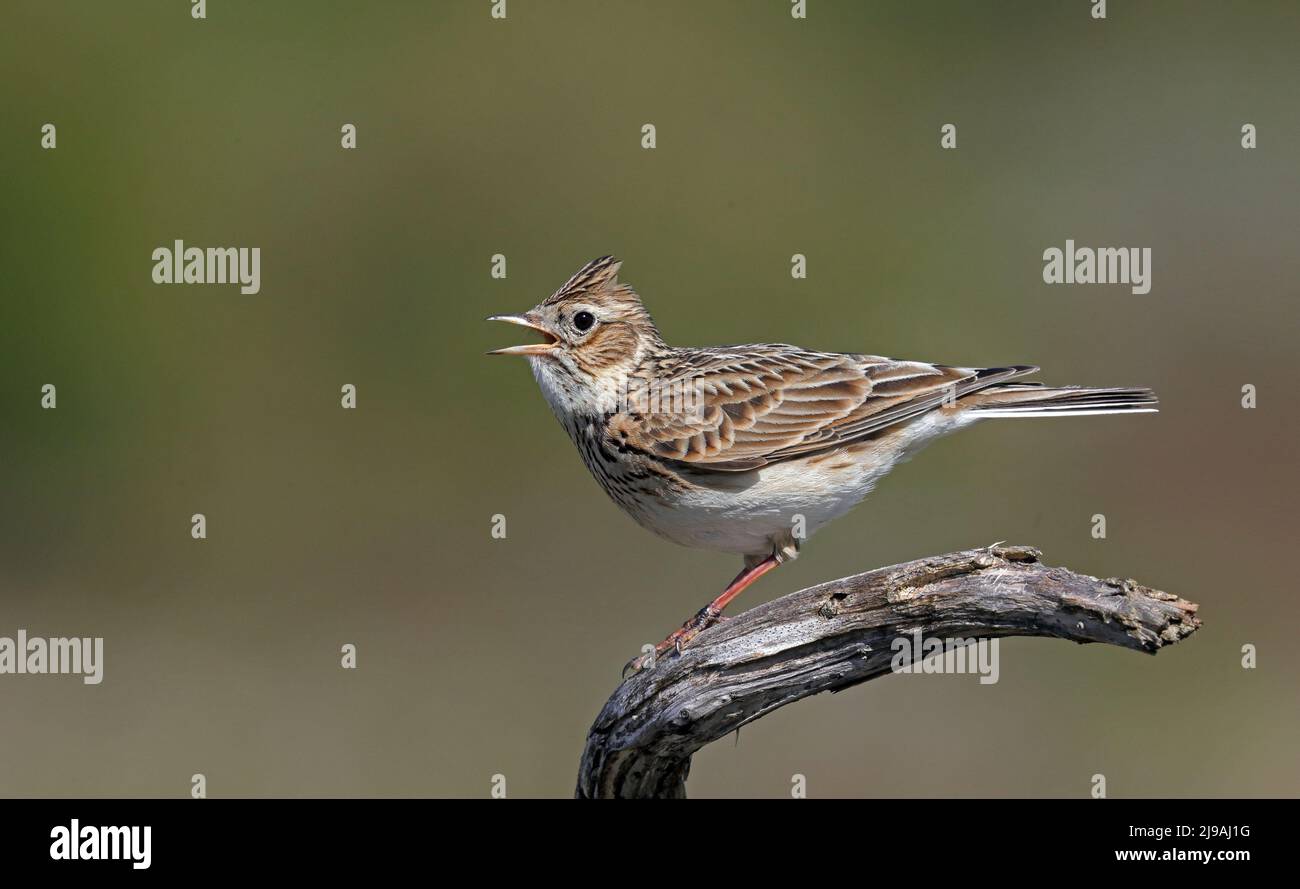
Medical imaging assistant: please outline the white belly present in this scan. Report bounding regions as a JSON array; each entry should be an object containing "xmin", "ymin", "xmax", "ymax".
[{"xmin": 634, "ymin": 411, "xmax": 973, "ymax": 558}]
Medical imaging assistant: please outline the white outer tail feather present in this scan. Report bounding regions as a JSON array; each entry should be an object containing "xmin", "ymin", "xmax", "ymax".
[
  {"xmin": 974, "ymin": 407, "xmax": 1159, "ymax": 417},
  {"xmin": 968, "ymin": 385, "xmax": 1158, "ymax": 418}
]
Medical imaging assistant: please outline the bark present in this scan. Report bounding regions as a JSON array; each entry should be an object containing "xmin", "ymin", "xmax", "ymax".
[{"xmin": 576, "ymin": 544, "xmax": 1200, "ymax": 799}]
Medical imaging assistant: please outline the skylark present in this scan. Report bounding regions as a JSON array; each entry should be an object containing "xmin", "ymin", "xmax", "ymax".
[{"xmin": 489, "ymin": 257, "xmax": 1157, "ymax": 673}]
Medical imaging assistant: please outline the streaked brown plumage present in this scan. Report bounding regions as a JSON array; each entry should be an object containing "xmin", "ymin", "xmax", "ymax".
[{"xmin": 489, "ymin": 256, "xmax": 1157, "ymax": 672}]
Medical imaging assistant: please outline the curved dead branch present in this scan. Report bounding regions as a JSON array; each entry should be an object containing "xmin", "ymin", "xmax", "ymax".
[{"xmin": 576, "ymin": 544, "xmax": 1200, "ymax": 799}]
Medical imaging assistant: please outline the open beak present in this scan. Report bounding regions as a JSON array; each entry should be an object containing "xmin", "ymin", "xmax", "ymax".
[{"xmin": 486, "ymin": 314, "xmax": 560, "ymax": 356}]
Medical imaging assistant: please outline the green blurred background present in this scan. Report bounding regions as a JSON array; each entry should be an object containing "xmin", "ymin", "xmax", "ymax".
[{"xmin": 2, "ymin": 1, "xmax": 1297, "ymax": 797}]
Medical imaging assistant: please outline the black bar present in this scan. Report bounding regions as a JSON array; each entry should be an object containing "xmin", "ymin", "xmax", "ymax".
[{"xmin": 1, "ymin": 799, "xmax": 1285, "ymax": 874}]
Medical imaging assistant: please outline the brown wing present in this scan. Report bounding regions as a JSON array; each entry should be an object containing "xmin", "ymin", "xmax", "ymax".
[{"xmin": 611, "ymin": 345, "xmax": 1036, "ymax": 471}]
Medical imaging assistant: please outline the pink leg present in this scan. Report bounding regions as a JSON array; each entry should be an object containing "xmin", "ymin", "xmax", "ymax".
[{"xmin": 624, "ymin": 555, "xmax": 782, "ymax": 676}]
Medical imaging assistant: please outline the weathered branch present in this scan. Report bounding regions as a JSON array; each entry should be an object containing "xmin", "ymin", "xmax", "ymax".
[{"xmin": 576, "ymin": 544, "xmax": 1200, "ymax": 799}]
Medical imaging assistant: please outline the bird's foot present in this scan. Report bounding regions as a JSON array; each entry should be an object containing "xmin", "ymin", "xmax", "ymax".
[{"xmin": 622, "ymin": 606, "xmax": 726, "ymax": 678}]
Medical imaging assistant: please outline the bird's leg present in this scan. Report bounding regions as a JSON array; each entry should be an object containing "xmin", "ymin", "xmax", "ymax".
[
  {"xmin": 688, "ymin": 555, "xmax": 782, "ymax": 636},
  {"xmin": 623, "ymin": 554, "xmax": 782, "ymax": 677}
]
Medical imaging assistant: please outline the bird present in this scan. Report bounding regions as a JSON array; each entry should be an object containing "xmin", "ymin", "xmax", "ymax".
[{"xmin": 488, "ymin": 256, "xmax": 1157, "ymax": 674}]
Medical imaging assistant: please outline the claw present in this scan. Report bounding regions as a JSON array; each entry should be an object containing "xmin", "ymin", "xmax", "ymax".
[
  {"xmin": 622, "ymin": 650, "xmax": 656, "ymax": 678},
  {"xmin": 624, "ymin": 608, "xmax": 722, "ymax": 678}
]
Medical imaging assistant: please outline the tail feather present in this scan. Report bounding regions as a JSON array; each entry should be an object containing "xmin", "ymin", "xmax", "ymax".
[{"xmin": 964, "ymin": 384, "xmax": 1158, "ymax": 418}]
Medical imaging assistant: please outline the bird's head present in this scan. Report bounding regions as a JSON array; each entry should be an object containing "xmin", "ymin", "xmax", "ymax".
[{"xmin": 488, "ymin": 256, "xmax": 666, "ymax": 414}]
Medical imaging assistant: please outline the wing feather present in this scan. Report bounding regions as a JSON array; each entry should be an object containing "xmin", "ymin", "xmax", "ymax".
[{"xmin": 615, "ymin": 345, "xmax": 1037, "ymax": 471}]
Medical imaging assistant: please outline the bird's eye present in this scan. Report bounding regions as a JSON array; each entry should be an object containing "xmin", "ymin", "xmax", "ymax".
[{"xmin": 573, "ymin": 311, "xmax": 595, "ymax": 332}]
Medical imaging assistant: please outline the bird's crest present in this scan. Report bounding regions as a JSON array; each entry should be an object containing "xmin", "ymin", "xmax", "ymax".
[{"xmin": 544, "ymin": 256, "xmax": 625, "ymax": 305}]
